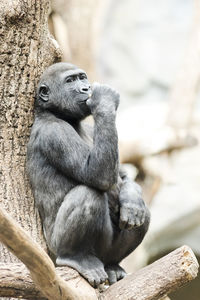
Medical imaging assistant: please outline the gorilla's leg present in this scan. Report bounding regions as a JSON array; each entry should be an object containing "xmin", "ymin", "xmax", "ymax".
[
  {"xmin": 104, "ymin": 209, "xmax": 150, "ymax": 284},
  {"xmin": 51, "ymin": 185, "xmax": 113, "ymax": 287}
]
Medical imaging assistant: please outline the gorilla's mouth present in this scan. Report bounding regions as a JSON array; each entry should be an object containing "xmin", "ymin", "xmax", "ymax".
[{"xmin": 79, "ymin": 93, "xmax": 91, "ymax": 102}]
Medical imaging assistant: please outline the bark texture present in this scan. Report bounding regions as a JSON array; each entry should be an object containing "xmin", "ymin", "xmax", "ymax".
[
  {"xmin": 0, "ymin": 263, "xmax": 95, "ymax": 300},
  {"xmin": 0, "ymin": 237, "xmax": 198, "ymax": 300},
  {"xmin": 0, "ymin": 0, "xmax": 61, "ymax": 269},
  {"xmin": 102, "ymin": 246, "xmax": 199, "ymax": 300},
  {"xmin": 0, "ymin": 207, "xmax": 97, "ymax": 300}
]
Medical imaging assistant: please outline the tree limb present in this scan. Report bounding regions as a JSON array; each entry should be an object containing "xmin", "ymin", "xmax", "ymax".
[
  {"xmin": 102, "ymin": 245, "xmax": 199, "ymax": 300},
  {"xmin": 119, "ymin": 125, "xmax": 197, "ymax": 164},
  {"xmin": 0, "ymin": 263, "xmax": 175, "ymax": 300},
  {"xmin": 0, "ymin": 262, "xmax": 94, "ymax": 300},
  {"xmin": 0, "ymin": 205, "xmax": 198, "ymax": 300},
  {"xmin": 0, "ymin": 206, "xmax": 97, "ymax": 300}
]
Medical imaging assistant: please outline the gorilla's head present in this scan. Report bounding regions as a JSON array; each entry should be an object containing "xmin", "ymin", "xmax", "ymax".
[{"xmin": 35, "ymin": 62, "xmax": 92, "ymax": 120}]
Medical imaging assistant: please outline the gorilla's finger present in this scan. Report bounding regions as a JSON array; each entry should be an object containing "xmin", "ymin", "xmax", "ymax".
[
  {"xmin": 96, "ymin": 268, "xmax": 108, "ymax": 284},
  {"xmin": 88, "ymin": 277, "xmax": 95, "ymax": 287},
  {"xmin": 141, "ymin": 211, "xmax": 146, "ymax": 225},
  {"xmin": 135, "ymin": 216, "xmax": 142, "ymax": 227},
  {"xmin": 119, "ymin": 207, "xmax": 129, "ymax": 229},
  {"xmin": 137, "ymin": 209, "xmax": 143, "ymax": 220}
]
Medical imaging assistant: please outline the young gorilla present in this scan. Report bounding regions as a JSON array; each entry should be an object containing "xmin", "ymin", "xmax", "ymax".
[{"xmin": 27, "ymin": 62, "xmax": 150, "ymax": 287}]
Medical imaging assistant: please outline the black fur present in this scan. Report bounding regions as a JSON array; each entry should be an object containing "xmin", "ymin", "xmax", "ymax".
[{"xmin": 27, "ymin": 62, "xmax": 150, "ymax": 287}]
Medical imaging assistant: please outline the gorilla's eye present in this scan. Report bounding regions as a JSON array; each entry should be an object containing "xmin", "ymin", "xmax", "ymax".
[
  {"xmin": 79, "ymin": 73, "xmax": 87, "ymax": 80},
  {"xmin": 66, "ymin": 76, "xmax": 74, "ymax": 83},
  {"xmin": 39, "ymin": 84, "xmax": 49, "ymax": 102}
]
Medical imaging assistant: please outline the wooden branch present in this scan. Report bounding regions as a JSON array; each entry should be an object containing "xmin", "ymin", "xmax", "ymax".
[
  {"xmin": 0, "ymin": 245, "xmax": 198, "ymax": 299},
  {"xmin": 0, "ymin": 263, "xmax": 45, "ymax": 299},
  {"xmin": 0, "ymin": 263, "xmax": 173, "ymax": 300},
  {"xmin": 119, "ymin": 126, "xmax": 197, "ymax": 164},
  {"xmin": 0, "ymin": 207, "xmax": 97, "ymax": 300},
  {"xmin": 103, "ymin": 245, "xmax": 199, "ymax": 300},
  {"xmin": 0, "ymin": 263, "xmax": 93, "ymax": 300}
]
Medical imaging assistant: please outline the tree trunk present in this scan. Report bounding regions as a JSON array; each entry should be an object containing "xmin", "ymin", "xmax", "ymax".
[{"xmin": 0, "ymin": 0, "xmax": 61, "ymax": 287}]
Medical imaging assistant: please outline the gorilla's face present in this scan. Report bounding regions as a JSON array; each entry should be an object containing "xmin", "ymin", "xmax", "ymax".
[{"xmin": 36, "ymin": 63, "xmax": 92, "ymax": 120}]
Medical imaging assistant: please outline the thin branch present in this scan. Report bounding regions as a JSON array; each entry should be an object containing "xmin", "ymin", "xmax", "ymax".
[
  {"xmin": 0, "ymin": 206, "xmax": 97, "ymax": 300},
  {"xmin": 0, "ymin": 262, "xmax": 94, "ymax": 300},
  {"xmin": 119, "ymin": 126, "xmax": 197, "ymax": 164}
]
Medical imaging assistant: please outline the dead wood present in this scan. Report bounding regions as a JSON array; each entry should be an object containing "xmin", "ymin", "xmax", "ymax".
[{"xmin": 0, "ymin": 207, "xmax": 198, "ymax": 300}]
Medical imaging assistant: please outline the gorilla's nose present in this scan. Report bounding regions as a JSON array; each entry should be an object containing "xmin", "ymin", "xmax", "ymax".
[{"xmin": 80, "ymin": 86, "xmax": 91, "ymax": 93}]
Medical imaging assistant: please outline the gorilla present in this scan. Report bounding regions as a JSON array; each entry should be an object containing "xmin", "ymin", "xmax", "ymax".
[{"xmin": 26, "ymin": 62, "xmax": 150, "ymax": 287}]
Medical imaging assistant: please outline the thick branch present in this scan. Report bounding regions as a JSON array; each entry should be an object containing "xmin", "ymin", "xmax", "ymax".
[
  {"xmin": 103, "ymin": 245, "xmax": 199, "ymax": 300},
  {"xmin": 119, "ymin": 126, "xmax": 197, "ymax": 164},
  {"xmin": 0, "ymin": 207, "xmax": 96, "ymax": 300},
  {"xmin": 0, "ymin": 246, "xmax": 198, "ymax": 300},
  {"xmin": 0, "ymin": 263, "xmax": 93, "ymax": 300}
]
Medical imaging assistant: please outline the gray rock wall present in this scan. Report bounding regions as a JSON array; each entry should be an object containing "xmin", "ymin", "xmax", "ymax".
[{"xmin": 98, "ymin": 0, "xmax": 194, "ymax": 110}]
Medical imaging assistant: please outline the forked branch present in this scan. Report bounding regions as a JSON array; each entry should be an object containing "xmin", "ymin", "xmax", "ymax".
[
  {"xmin": 0, "ymin": 207, "xmax": 96, "ymax": 300},
  {"xmin": 0, "ymin": 206, "xmax": 198, "ymax": 300}
]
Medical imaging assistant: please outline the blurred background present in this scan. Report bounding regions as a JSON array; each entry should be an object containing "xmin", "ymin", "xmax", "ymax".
[{"xmin": 49, "ymin": 1, "xmax": 200, "ymax": 299}]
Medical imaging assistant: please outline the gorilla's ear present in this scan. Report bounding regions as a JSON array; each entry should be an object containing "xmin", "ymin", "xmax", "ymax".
[{"xmin": 39, "ymin": 84, "xmax": 49, "ymax": 102}]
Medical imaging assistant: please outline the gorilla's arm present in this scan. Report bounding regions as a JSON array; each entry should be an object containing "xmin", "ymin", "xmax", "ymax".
[
  {"xmin": 107, "ymin": 168, "xmax": 148, "ymax": 230},
  {"xmin": 38, "ymin": 101, "xmax": 119, "ymax": 191},
  {"xmin": 118, "ymin": 171, "xmax": 147, "ymax": 229},
  {"xmin": 80, "ymin": 118, "xmax": 148, "ymax": 229}
]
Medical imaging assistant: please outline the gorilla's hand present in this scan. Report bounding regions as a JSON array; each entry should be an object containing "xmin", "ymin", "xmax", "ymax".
[
  {"xmin": 86, "ymin": 83, "xmax": 120, "ymax": 115},
  {"xmin": 119, "ymin": 181, "xmax": 146, "ymax": 230}
]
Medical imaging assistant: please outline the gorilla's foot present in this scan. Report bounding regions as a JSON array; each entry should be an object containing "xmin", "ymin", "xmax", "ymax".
[
  {"xmin": 56, "ymin": 254, "xmax": 108, "ymax": 287},
  {"xmin": 105, "ymin": 264, "xmax": 126, "ymax": 285}
]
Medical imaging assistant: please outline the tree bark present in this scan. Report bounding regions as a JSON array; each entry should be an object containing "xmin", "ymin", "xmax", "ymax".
[
  {"xmin": 0, "ymin": 1, "xmax": 61, "ymax": 300},
  {"xmin": 0, "ymin": 244, "xmax": 198, "ymax": 300},
  {"xmin": 102, "ymin": 245, "xmax": 198, "ymax": 300},
  {"xmin": 0, "ymin": 201, "xmax": 198, "ymax": 299},
  {"xmin": 0, "ymin": 263, "xmax": 95, "ymax": 300},
  {"xmin": 0, "ymin": 206, "xmax": 97, "ymax": 300},
  {"xmin": 0, "ymin": 203, "xmax": 198, "ymax": 299},
  {"xmin": 0, "ymin": 0, "xmax": 61, "ymax": 262}
]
